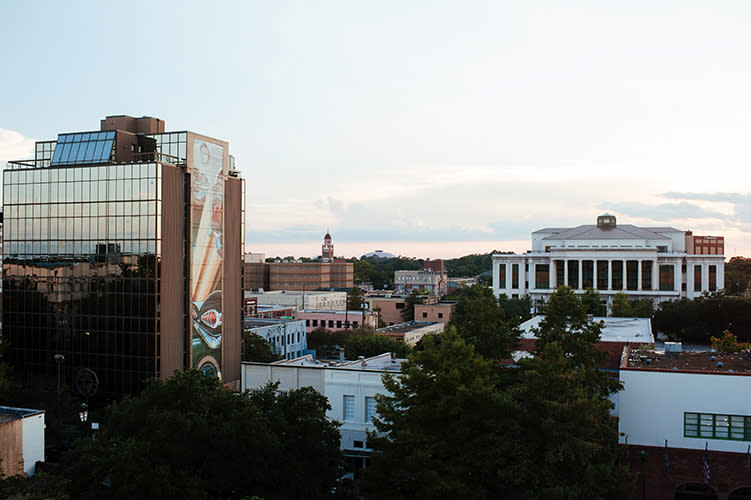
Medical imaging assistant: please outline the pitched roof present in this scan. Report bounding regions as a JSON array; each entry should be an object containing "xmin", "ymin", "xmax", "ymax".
[{"xmin": 538, "ymin": 224, "xmax": 677, "ymax": 241}]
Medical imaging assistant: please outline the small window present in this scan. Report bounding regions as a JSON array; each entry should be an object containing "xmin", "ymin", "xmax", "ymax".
[
  {"xmin": 353, "ymin": 440, "xmax": 364, "ymax": 448},
  {"xmin": 343, "ymin": 395, "xmax": 355, "ymax": 421},
  {"xmin": 336, "ymin": 320, "xmax": 342, "ymax": 328},
  {"xmin": 312, "ymin": 319, "xmax": 318, "ymax": 327},
  {"xmin": 422, "ymin": 312, "xmax": 428, "ymax": 318},
  {"xmin": 328, "ymin": 320, "xmax": 334, "ymax": 328},
  {"xmin": 395, "ymin": 303, "xmax": 405, "ymax": 309},
  {"xmin": 306, "ymin": 320, "xmax": 310, "ymax": 327},
  {"xmin": 365, "ymin": 396, "xmax": 377, "ymax": 422},
  {"xmin": 438, "ymin": 313, "xmax": 443, "ymax": 319}
]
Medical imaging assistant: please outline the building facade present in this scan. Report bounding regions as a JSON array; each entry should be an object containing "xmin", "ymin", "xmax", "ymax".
[
  {"xmin": 241, "ymin": 353, "xmax": 405, "ymax": 472},
  {"xmin": 297, "ymin": 309, "xmax": 379, "ymax": 333},
  {"xmin": 394, "ymin": 259, "xmax": 447, "ymax": 296},
  {"xmin": 619, "ymin": 347, "xmax": 751, "ymax": 499},
  {"xmin": 3, "ymin": 115, "xmax": 244, "ymax": 394},
  {"xmin": 244, "ymin": 318, "xmax": 307, "ymax": 360},
  {"xmin": 492, "ymin": 215, "xmax": 725, "ymax": 308}
]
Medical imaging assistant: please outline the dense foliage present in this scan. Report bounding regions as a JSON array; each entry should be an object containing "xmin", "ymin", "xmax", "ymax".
[
  {"xmin": 60, "ymin": 370, "xmax": 342, "ymax": 500},
  {"xmin": 449, "ymin": 285, "xmax": 520, "ymax": 360},
  {"xmin": 652, "ymin": 292, "xmax": 751, "ymax": 343},
  {"xmin": 609, "ymin": 292, "xmax": 654, "ymax": 318},
  {"xmin": 725, "ymin": 256, "xmax": 751, "ymax": 295},
  {"xmin": 243, "ymin": 332, "xmax": 283, "ymax": 363},
  {"xmin": 364, "ymin": 286, "xmax": 633, "ymax": 499}
]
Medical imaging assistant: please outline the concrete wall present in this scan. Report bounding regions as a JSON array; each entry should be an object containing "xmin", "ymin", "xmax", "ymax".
[
  {"xmin": 619, "ymin": 368, "xmax": 751, "ymax": 453},
  {"xmin": 22, "ymin": 412, "xmax": 44, "ymax": 475}
]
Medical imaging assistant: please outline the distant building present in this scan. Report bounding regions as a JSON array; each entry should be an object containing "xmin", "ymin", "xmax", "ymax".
[
  {"xmin": 394, "ymin": 259, "xmax": 447, "ymax": 296},
  {"xmin": 243, "ymin": 235, "xmax": 353, "ymax": 292},
  {"xmin": 363, "ymin": 250, "xmax": 396, "ymax": 259},
  {"xmin": 244, "ymin": 252, "xmax": 265, "ymax": 263},
  {"xmin": 365, "ymin": 296, "xmax": 408, "ymax": 326},
  {"xmin": 247, "ymin": 290, "xmax": 347, "ymax": 311},
  {"xmin": 242, "ymin": 353, "xmax": 405, "ymax": 472},
  {"xmin": 244, "ymin": 318, "xmax": 307, "ymax": 360},
  {"xmin": 619, "ymin": 345, "xmax": 751, "ymax": 499},
  {"xmin": 297, "ymin": 309, "xmax": 379, "ymax": 333},
  {"xmin": 376, "ymin": 321, "xmax": 445, "ymax": 345},
  {"xmin": 322, "ymin": 232, "xmax": 334, "ymax": 261},
  {"xmin": 0, "ymin": 406, "xmax": 45, "ymax": 476},
  {"xmin": 492, "ymin": 214, "xmax": 725, "ymax": 310},
  {"xmin": 414, "ymin": 302, "xmax": 455, "ymax": 324}
]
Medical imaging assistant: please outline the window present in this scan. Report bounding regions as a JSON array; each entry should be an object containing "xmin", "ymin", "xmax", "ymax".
[
  {"xmin": 422, "ymin": 312, "xmax": 428, "ymax": 318},
  {"xmin": 395, "ymin": 303, "xmax": 405, "ymax": 309},
  {"xmin": 312, "ymin": 319, "xmax": 318, "ymax": 327},
  {"xmin": 685, "ymin": 412, "xmax": 751, "ymax": 441},
  {"xmin": 336, "ymin": 320, "xmax": 342, "ymax": 328},
  {"xmin": 498, "ymin": 264, "xmax": 506, "ymax": 288},
  {"xmin": 306, "ymin": 320, "xmax": 310, "ymax": 327},
  {"xmin": 365, "ymin": 396, "xmax": 377, "ymax": 422},
  {"xmin": 438, "ymin": 313, "xmax": 443, "ymax": 319},
  {"xmin": 353, "ymin": 440, "xmax": 364, "ymax": 448},
  {"xmin": 328, "ymin": 320, "xmax": 334, "ymax": 328},
  {"xmin": 343, "ymin": 395, "xmax": 355, "ymax": 421}
]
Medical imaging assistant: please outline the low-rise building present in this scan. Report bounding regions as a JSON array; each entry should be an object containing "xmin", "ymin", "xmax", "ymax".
[
  {"xmin": 244, "ymin": 318, "xmax": 307, "ymax": 360},
  {"xmin": 376, "ymin": 321, "xmax": 445, "ymax": 345},
  {"xmin": 297, "ymin": 309, "xmax": 379, "ymax": 333},
  {"xmin": 394, "ymin": 259, "xmax": 447, "ymax": 296},
  {"xmin": 246, "ymin": 290, "xmax": 347, "ymax": 312},
  {"xmin": 414, "ymin": 302, "xmax": 456, "ymax": 324},
  {"xmin": 241, "ymin": 353, "xmax": 405, "ymax": 471},
  {"xmin": 618, "ymin": 345, "xmax": 751, "ymax": 500},
  {"xmin": 0, "ymin": 406, "xmax": 45, "ymax": 476},
  {"xmin": 365, "ymin": 296, "xmax": 408, "ymax": 326}
]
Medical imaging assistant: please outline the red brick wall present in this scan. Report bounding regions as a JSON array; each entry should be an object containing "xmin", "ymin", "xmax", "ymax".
[{"xmin": 625, "ymin": 444, "xmax": 751, "ymax": 500}]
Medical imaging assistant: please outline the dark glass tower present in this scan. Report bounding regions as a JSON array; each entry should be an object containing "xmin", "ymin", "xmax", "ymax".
[{"xmin": 2, "ymin": 116, "xmax": 244, "ymax": 394}]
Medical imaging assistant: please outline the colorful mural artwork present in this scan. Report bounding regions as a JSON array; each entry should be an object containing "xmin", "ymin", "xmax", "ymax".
[{"xmin": 190, "ymin": 139, "xmax": 225, "ymax": 378}]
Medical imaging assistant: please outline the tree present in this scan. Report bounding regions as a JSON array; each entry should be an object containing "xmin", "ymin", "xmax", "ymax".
[
  {"xmin": 60, "ymin": 370, "xmax": 342, "ymax": 500},
  {"xmin": 497, "ymin": 293, "xmax": 533, "ymax": 322},
  {"xmin": 610, "ymin": 292, "xmax": 633, "ymax": 317},
  {"xmin": 581, "ymin": 287, "xmax": 606, "ymax": 316},
  {"xmin": 449, "ymin": 284, "xmax": 520, "ymax": 360},
  {"xmin": 243, "ymin": 332, "xmax": 282, "ymax": 362},
  {"xmin": 347, "ymin": 286, "xmax": 364, "ymax": 311},
  {"xmin": 362, "ymin": 330, "xmax": 519, "ymax": 500},
  {"xmin": 343, "ymin": 333, "xmax": 411, "ymax": 359},
  {"xmin": 400, "ymin": 290, "xmax": 424, "ymax": 322},
  {"xmin": 510, "ymin": 343, "xmax": 633, "ymax": 499}
]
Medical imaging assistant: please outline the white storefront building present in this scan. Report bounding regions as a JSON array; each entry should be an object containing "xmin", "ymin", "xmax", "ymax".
[{"xmin": 492, "ymin": 215, "xmax": 725, "ymax": 308}]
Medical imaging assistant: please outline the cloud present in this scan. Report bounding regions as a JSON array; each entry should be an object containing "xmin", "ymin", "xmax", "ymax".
[
  {"xmin": 598, "ymin": 201, "xmax": 727, "ymax": 221},
  {"xmin": 0, "ymin": 129, "xmax": 35, "ymax": 163}
]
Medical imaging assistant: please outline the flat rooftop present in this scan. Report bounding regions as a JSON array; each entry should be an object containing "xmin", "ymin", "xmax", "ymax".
[
  {"xmin": 520, "ymin": 316, "xmax": 653, "ymax": 343},
  {"xmin": 377, "ymin": 321, "xmax": 441, "ymax": 333},
  {"xmin": 625, "ymin": 348, "xmax": 751, "ymax": 373},
  {"xmin": 271, "ymin": 352, "xmax": 405, "ymax": 372}
]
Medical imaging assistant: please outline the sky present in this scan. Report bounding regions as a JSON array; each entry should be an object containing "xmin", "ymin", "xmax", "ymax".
[{"xmin": 2, "ymin": 1, "xmax": 751, "ymax": 259}]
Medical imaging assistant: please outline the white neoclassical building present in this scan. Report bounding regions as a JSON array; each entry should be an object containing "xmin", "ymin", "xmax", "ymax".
[{"xmin": 492, "ymin": 215, "xmax": 725, "ymax": 308}]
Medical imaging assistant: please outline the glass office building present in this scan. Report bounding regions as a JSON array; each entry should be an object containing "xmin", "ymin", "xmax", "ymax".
[{"xmin": 3, "ymin": 116, "xmax": 244, "ymax": 394}]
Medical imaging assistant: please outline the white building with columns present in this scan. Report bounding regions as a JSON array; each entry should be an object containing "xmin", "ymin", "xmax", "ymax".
[{"xmin": 492, "ymin": 215, "xmax": 724, "ymax": 309}]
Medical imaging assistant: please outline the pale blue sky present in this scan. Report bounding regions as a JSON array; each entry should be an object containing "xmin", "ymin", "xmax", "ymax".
[{"xmin": 2, "ymin": 1, "xmax": 751, "ymax": 258}]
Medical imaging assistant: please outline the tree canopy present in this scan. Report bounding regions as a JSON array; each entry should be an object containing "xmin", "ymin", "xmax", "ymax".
[
  {"xmin": 363, "ymin": 322, "xmax": 632, "ymax": 500},
  {"xmin": 653, "ymin": 292, "xmax": 751, "ymax": 343},
  {"xmin": 448, "ymin": 284, "xmax": 520, "ymax": 360},
  {"xmin": 60, "ymin": 370, "xmax": 342, "ymax": 500}
]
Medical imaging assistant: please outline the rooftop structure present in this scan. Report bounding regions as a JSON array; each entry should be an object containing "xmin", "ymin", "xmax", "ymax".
[{"xmin": 376, "ymin": 320, "xmax": 445, "ymax": 345}]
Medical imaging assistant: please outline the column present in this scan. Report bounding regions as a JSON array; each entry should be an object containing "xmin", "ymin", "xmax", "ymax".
[
  {"xmin": 622, "ymin": 260, "xmax": 627, "ymax": 291},
  {"xmin": 608, "ymin": 260, "xmax": 613, "ymax": 290},
  {"xmin": 637, "ymin": 260, "xmax": 642, "ymax": 291},
  {"xmin": 717, "ymin": 261, "xmax": 725, "ymax": 291},
  {"xmin": 564, "ymin": 260, "xmax": 569, "ymax": 287},
  {"xmin": 578, "ymin": 259, "xmax": 583, "ymax": 290},
  {"xmin": 674, "ymin": 259, "xmax": 682, "ymax": 293},
  {"xmin": 549, "ymin": 260, "xmax": 556, "ymax": 290},
  {"xmin": 652, "ymin": 260, "xmax": 659, "ymax": 292},
  {"xmin": 702, "ymin": 263, "xmax": 709, "ymax": 291}
]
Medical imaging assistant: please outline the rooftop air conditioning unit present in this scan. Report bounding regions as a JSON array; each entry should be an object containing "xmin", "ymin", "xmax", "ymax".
[{"xmin": 665, "ymin": 342, "xmax": 682, "ymax": 354}]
